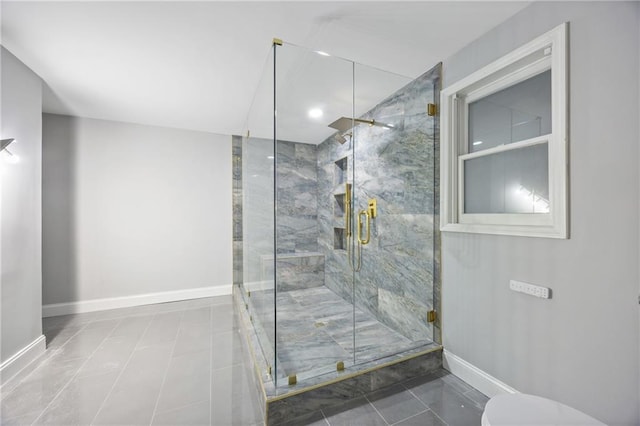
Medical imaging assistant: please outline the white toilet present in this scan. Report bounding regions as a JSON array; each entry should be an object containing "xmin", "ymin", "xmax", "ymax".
[{"xmin": 482, "ymin": 394, "xmax": 606, "ymax": 425}]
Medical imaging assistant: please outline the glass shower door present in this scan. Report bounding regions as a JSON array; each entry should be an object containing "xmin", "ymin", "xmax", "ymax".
[
  {"xmin": 273, "ymin": 42, "xmax": 357, "ymax": 385},
  {"xmin": 269, "ymin": 40, "xmax": 439, "ymax": 386},
  {"xmin": 351, "ymin": 63, "xmax": 438, "ymax": 363}
]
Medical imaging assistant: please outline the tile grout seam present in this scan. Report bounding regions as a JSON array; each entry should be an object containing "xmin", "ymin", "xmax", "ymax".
[
  {"xmin": 1, "ymin": 321, "xmax": 89, "ymax": 404},
  {"xmin": 318, "ymin": 408, "xmax": 330, "ymax": 426},
  {"xmin": 402, "ymin": 382, "xmax": 449, "ymax": 426},
  {"xmin": 30, "ymin": 318, "xmax": 123, "ymax": 425},
  {"xmin": 0, "ymin": 322, "xmax": 92, "ymax": 420},
  {"xmin": 149, "ymin": 309, "xmax": 187, "ymax": 425},
  {"xmin": 363, "ymin": 394, "xmax": 391, "ymax": 426},
  {"xmin": 88, "ymin": 313, "xmax": 157, "ymax": 425},
  {"xmin": 389, "ymin": 408, "xmax": 431, "ymax": 426},
  {"xmin": 17, "ymin": 318, "xmax": 101, "ymax": 419}
]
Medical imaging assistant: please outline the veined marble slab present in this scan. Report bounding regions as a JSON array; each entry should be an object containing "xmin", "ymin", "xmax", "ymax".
[{"xmin": 316, "ymin": 65, "xmax": 440, "ymax": 343}]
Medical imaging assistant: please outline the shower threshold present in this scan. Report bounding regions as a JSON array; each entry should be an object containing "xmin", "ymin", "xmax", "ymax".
[{"xmin": 233, "ymin": 286, "xmax": 443, "ymax": 425}]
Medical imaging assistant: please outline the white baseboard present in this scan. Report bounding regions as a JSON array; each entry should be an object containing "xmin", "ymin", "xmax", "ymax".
[
  {"xmin": 0, "ymin": 335, "xmax": 46, "ymax": 389},
  {"xmin": 42, "ymin": 285, "xmax": 232, "ymax": 317},
  {"xmin": 443, "ymin": 349, "xmax": 518, "ymax": 397}
]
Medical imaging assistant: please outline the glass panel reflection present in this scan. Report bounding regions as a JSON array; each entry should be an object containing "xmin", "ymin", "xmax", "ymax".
[
  {"xmin": 469, "ymin": 70, "xmax": 551, "ymax": 153},
  {"xmin": 464, "ymin": 143, "xmax": 549, "ymax": 214}
]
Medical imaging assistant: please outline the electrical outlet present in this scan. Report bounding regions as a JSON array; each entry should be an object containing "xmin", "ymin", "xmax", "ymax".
[{"xmin": 510, "ymin": 280, "xmax": 551, "ymax": 299}]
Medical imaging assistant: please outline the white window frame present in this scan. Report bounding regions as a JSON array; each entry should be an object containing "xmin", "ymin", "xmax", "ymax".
[{"xmin": 440, "ymin": 22, "xmax": 568, "ymax": 239}]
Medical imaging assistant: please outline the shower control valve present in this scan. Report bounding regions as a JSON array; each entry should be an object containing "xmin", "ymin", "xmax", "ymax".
[{"xmin": 368, "ymin": 198, "xmax": 377, "ymax": 218}]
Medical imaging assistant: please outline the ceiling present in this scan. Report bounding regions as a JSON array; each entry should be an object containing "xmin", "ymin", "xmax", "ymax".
[{"xmin": 1, "ymin": 1, "xmax": 530, "ymax": 140}]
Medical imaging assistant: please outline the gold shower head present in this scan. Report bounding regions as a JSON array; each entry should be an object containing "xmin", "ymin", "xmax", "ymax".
[{"xmin": 328, "ymin": 117, "xmax": 395, "ymax": 134}]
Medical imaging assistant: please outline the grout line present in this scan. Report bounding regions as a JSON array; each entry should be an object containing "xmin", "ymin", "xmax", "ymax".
[
  {"xmin": 429, "ymin": 409, "xmax": 448, "ymax": 425},
  {"xmin": 403, "ymin": 383, "xmax": 432, "ymax": 411},
  {"xmin": 389, "ymin": 408, "xmax": 430, "ymax": 426},
  {"xmin": 319, "ymin": 409, "xmax": 330, "ymax": 426},
  {"xmin": 30, "ymin": 318, "xmax": 122, "ymax": 425},
  {"xmin": 0, "ymin": 317, "xmax": 96, "ymax": 411},
  {"xmin": 149, "ymin": 309, "xmax": 186, "ymax": 425},
  {"xmin": 2, "ymin": 325, "xmax": 87, "ymax": 401},
  {"xmin": 363, "ymin": 394, "xmax": 391, "ymax": 426},
  {"xmin": 89, "ymin": 312, "xmax": 157, "ymax": 425},
  {"xmin": 152, "ymin": 398, "xmax": 210, "ymax": 418},
  {"xmin": 401, "ymin": 382, "xmax": 452, "ymax": 426}
]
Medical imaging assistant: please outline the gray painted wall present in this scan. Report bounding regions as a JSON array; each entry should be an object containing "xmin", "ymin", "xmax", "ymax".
[
  {"xmin": 1, "ymin": 47, "xmax": 43, "ymax": 363},
  {"xmin": 441, "ymin": 2, "xmax": 639, "ymax": 425},
  {"xmin": 42, "ymin": 114, "xmax": 232, "ymax": 304}
]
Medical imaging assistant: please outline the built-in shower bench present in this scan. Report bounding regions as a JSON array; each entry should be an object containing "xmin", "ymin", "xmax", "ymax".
[{"xmin": 260, "ymin": 252, "xmax": 325, "ymax": 291}]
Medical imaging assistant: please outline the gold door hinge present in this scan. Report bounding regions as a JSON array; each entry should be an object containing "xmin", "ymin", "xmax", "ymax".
[
  {"xmin": 427, "ymin": 310, "xmax": 437, "ymax": 323},
  {"xmin": 336, "ymin": 361, "xmax": 345, "ymax": 372},
  {"xmin": 267, "ymin": 366, "xmax": 272, "ymax": 375},
  {"xmin": 288, "ymin": 374, "xmax": 297, "ymax": 385},
  {"xmin": 273, "ymin": 38, "xmax": 283, "ymax": 46},
  {"xmin": 427, "ymin": 103, "xmax": 438, "ymax": 116}
]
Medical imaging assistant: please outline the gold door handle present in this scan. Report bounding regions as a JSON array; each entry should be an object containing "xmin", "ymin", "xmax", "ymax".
[
  {"xmin": 344, "ymin": 183, "xmax": 352, "ymax": 238},
  {"xmin": 357, "ymin": 209, "xmax": 370, "ymax": 245}
]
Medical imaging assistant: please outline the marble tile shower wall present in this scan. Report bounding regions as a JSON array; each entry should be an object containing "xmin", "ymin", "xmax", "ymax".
[
  {"xmin": 317, "ymin": 69, "xmax": 439, "ymax": 342},
  {"xmin": 242, "ymin": 137, "xmax": 274, "ymax": 285},
  {"xmin": 275, "ymin": 140, "xmax": 319, "ymax": 254},
  {"xmin": 241, "ymin": 137, "xmax": 322, "ymax": 288},
  {"xmin": 275, "ymin": 140, "xmax": 324, "ymax": 292},
  {"xmin": 232, "ymin": 135, "xmax": 243, "ymax": 287}
]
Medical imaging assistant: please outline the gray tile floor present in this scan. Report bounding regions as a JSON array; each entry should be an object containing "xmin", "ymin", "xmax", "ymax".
[
  {"xmin": 0, "ymin": 295, "xmax": 488, "ymax": 426},
  {"xmin": 1, "ymin": 296, "xmax": 263, "ymax": 426},
  {"xmin": 291, "ymin": 369, "xmax": 488, "ymax": 426}
]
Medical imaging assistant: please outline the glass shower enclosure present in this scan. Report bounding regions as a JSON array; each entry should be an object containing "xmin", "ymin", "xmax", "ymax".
[{"xmin": 239, "ymin": 40, "xmax": 440, "ymax": 389}]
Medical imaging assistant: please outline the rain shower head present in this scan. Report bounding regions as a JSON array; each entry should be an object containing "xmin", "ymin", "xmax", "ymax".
[
  {"xmin": 334, "ymin": 134, "xmax": 349, "ymax": 144},
  {"xmin": 328, "ymin": 117, "xmax": 395, "ymax": 134}
]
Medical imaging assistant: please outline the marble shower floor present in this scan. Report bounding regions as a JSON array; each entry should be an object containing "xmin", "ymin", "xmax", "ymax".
[{"xmin": 249, "ymin": 286, "xmax": 433, "ymax": 379}]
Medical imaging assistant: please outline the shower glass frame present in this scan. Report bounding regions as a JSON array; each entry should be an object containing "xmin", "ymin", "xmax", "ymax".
[{"xmin": 241, "ymin": 41, "xmax": 440, "ymax": 389}]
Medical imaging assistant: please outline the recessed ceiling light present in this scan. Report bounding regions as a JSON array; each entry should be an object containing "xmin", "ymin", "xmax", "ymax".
[
  {"xmin": 315, "ymin": 51, "xmax": 330, "ymax": 57},
  {"xmin": 308, "ymin": 108, "xmax": 323, "ymax": 119},
  {"xmin": 473, "ymin": 141, "xmax": 483, "ymax": 146}
]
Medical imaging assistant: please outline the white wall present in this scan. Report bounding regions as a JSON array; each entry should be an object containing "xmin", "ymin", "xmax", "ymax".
[
  {"xmin": 1, "ymin": 48, "xmax": 43, "ymax": 366},
  {"xmin": 441, "ymin": 2, "xmax": 639, "ymax": 425},
  {"xmin": 42, "ymin": 114, "xmax": 232, "ymax": 308}
]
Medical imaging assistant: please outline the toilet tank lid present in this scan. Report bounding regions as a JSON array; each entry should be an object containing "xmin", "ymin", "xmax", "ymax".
[{"xmin": 483, "ymin": 394, "xmax": 606, "ymax": 426}]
